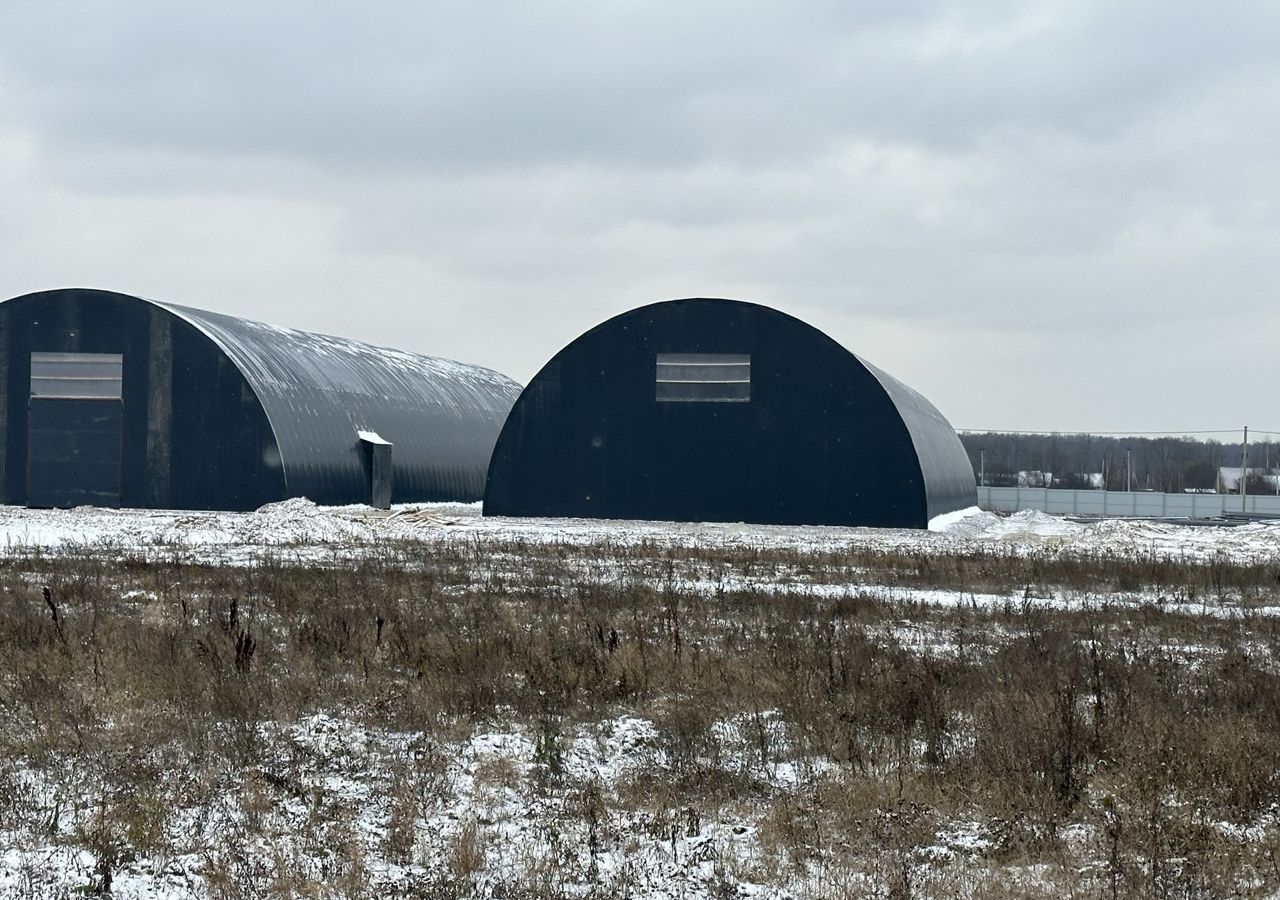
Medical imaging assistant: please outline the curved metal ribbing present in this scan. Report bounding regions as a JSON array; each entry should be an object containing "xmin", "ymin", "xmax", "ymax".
[
  {"xmin": 0, "ymin": 288, "xmax": 521, "ymax": 509},
  {"xmin": 156, "ymin": 301, "xmax": 522, "ymax": 504}
]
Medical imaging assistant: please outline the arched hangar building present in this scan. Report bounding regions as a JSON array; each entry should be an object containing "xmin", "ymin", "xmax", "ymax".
[
  {"xmin": 0, "ymin": 288, "xmax": 521, "ymax": 510},
  {"xmin": 485, "ymin": 298, "xmax": 975, "ymax": 529}
]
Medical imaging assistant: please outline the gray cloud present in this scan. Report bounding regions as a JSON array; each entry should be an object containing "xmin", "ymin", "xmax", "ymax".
[
  {"xmin": 1, "ymin": 0, "xmax": 1278, "ymax": 432},
  {"xmin": 13, "ymin": 1, "xmax": 1273, "ymax": 171}
]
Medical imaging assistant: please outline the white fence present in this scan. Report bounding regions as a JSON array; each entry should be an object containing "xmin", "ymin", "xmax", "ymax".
[{"xmin": 975, "ymin": 486, "xmax": 1280, "ymax": 518}]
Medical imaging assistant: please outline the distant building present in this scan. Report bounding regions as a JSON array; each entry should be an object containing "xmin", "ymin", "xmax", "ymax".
[
  {"xmin": 484, "ymin": 298, "xmax": 975, "ymax": 528},
  {"xmin": 0, "ymin": 288, "xmax": 521, "ymax": 510},
  {"xmin": 1027, "ymin": 472, "xmax": 1105, "ymax": 489},
  {"xmin": 1218, "ymin": 467, "xmax": 1280, "ymax": 494},
  {"xmin": 1015, "ymin": 470, "xmax": 1053, "ymax": 488}
]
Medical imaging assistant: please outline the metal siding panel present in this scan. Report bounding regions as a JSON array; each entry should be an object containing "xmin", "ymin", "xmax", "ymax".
[
  {"xmin": 1, "ymin": 308, "xmax": 31, "ymax": 503},
  {"xmin": 27, "ymin": 398, "xmax": 123, "ymax": 508},
  {"xmin": 0, "ymin": 291, "xmax": 153, "ymax": 506},
  {"xmin": 0, "ymin": 319, "xmax": 7, "ymax": 497},
  {"xmin": 144, "ymin": 309, "xmax": 174, "ymax": 507}
]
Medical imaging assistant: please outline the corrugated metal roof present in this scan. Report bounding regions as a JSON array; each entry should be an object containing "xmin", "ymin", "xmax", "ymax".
[
  {"xmin": 858, "ymin": 359, "xmax": 978, "ymax": 522},
  {"xmin": 156, "ymin": 300, "xmax": 521, "ymax": 504}
]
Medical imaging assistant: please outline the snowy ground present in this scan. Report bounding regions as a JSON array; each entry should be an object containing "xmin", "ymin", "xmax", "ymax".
[
  {"xmin": 2, "ymin": 712, "xmax": 895, "ymax": 900},
  {"xmin": 2, "ymin": 502, "xmax": 1280, "ymax": 898},
  {"xmin": 1, "ymin": 499, "xmax": 1277, "ymax": 566}
]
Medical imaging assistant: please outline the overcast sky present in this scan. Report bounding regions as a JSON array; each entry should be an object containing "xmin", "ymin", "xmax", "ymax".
[{"xmin": 2, "ymin": 1, "xmax": 1278, "ymax": 435}]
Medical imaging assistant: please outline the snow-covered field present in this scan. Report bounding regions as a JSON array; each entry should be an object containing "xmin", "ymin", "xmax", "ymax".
[
  {"xmin": 1, "ymin": 498, "xmax": 1277, "ymax": 565},
  {"xmin": 2, "ymin": 502, "xmax": 1280, "ymax": 899},
  {"xmin": 5, "ymin": 710, "xmax": 956, "ymax": 900}
]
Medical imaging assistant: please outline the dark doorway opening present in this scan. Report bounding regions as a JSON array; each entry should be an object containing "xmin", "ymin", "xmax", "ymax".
[{"xmin": 358, "ymin": 430, "xmax": 393, "ymax": 509}]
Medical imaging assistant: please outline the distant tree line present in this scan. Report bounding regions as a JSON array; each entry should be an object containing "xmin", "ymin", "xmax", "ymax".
[{"xmin": 958, "ymin": 432, "xmax": 1280, "ymax": 493}]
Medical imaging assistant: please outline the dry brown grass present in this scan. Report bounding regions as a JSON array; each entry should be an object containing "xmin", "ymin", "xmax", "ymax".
[{"xmin": 1, "ymin": 536, "xmax": 1280, "ymax": 897}]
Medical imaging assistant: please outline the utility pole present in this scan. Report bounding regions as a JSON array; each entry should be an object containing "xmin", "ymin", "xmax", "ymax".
[
  {"xmin": 980, "ymin": 449, "xmax": 985, "ymax": 487},
  {"xmin": 1267, "ymin": 441, "xmax": 1276, "ymax": 496},
  {"xmin": 1242, "ymin": 425, "xmax": 1249, "ymax": 513},
  {"xmin": 1126, "ymin": 447, "xmax": 1132, "ymax": 493}
]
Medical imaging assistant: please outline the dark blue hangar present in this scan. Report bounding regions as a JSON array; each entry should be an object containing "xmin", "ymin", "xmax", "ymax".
[
  {"xmin": 0, "ymin": 288, "xmax": 521, "ymax": 510},
  {"xmin": 484, "ymin": 298, "xmax": 976, "ymax": 529}
]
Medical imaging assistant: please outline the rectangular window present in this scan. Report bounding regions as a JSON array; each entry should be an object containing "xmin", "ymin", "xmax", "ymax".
[
  {"xmin": 656, "ymin": 353, "xmax": 750, "ymax": 402},
  {"xmin": 30, "ymin": 352, "xmax": 123, "ymax": 400}
]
